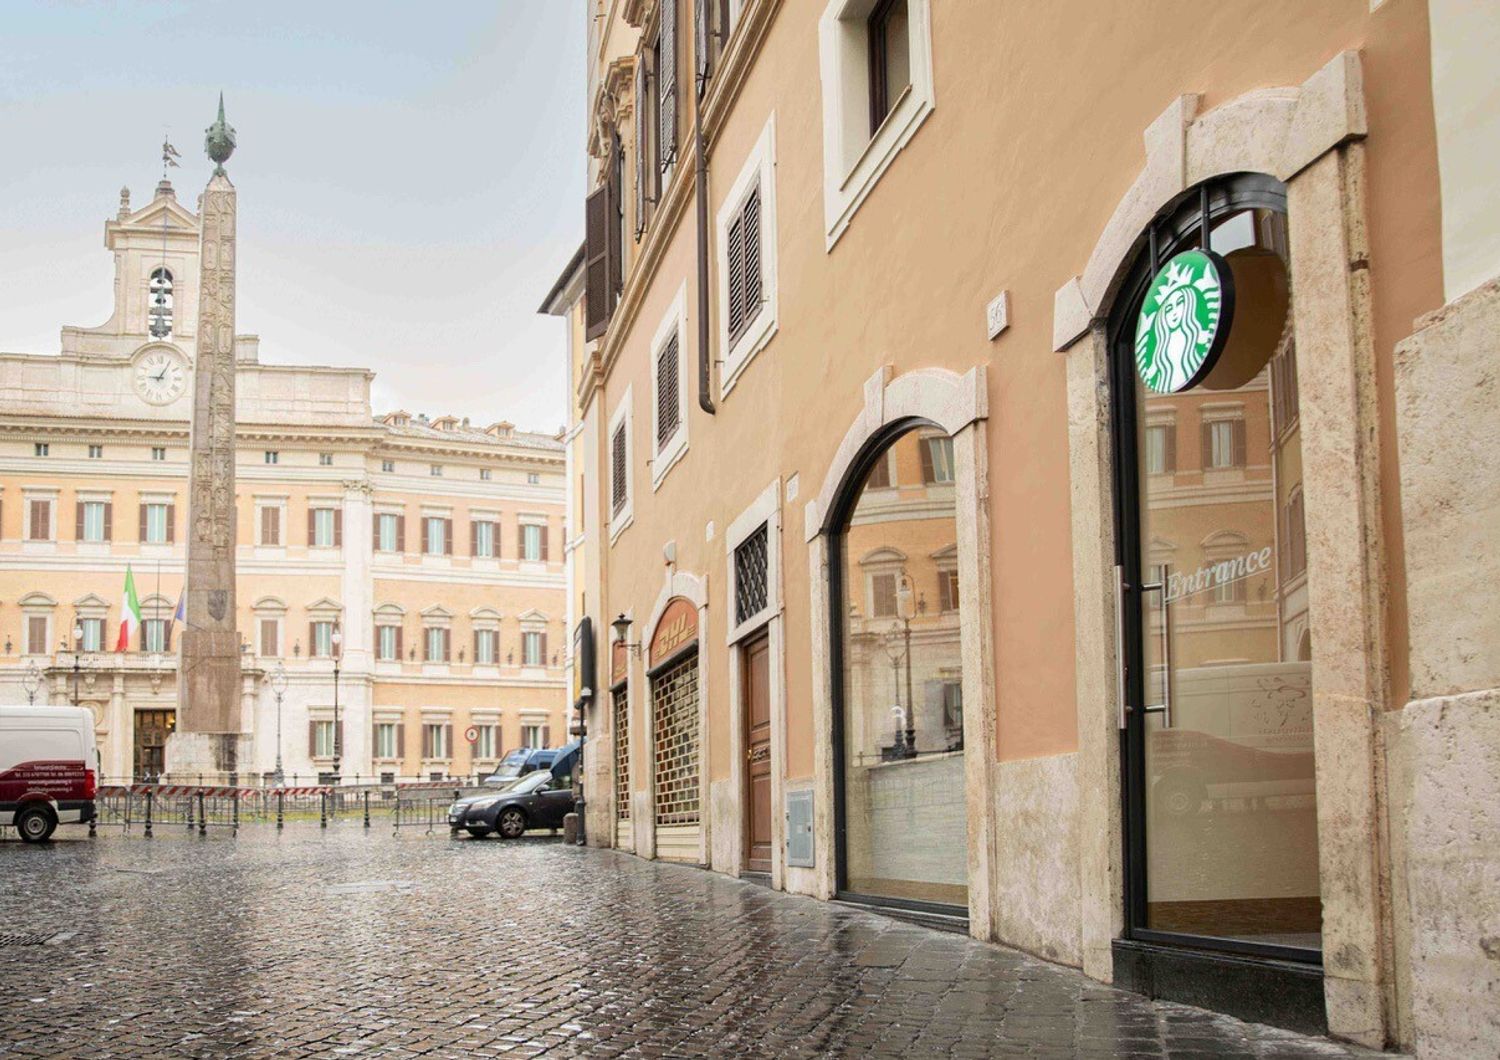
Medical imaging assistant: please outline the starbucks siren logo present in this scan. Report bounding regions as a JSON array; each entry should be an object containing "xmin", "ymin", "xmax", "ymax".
[{"xmin": 1134, "ymin": 249, "xmax": 1234, "ymax": 393}]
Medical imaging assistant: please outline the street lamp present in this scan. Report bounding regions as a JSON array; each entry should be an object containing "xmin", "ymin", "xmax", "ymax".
[
  {"xmin": 69, "ymin": 624, "xmax": 86, "ymax": 708},
  {"xmin": 21, "ymin": 660, "xmax": 41, "ymax": 706},
  {"xmin": 894, "ymin": 573, "xmax": 916, "ymax": 757},
  {"xmin": 330, "ymin": 626, "xmax": 343, "ymax": 782},
  {"xmin": 269, "ymin": 661, "xmax": 288, "ymax": 785}
]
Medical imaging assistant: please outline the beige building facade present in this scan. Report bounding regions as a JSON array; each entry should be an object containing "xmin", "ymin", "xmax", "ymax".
[
  {"xmin": 1, "ymin": 178, "xmax": 569, "ymax": 784},
  {"xmin": 563, "ymin": 1, "xmax": 1500, "ymax": 1054}
]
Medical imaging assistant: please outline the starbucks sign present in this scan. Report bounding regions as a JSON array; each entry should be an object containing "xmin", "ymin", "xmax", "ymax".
[{"xmin": 1133, "ymin": 248, "xmax": 1235, "ymax": 393}]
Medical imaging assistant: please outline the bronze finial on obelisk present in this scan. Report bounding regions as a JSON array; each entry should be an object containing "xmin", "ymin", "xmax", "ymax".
[{"xmin": 167, "ymin": 95, "xmax": 246, "ymax": 779}]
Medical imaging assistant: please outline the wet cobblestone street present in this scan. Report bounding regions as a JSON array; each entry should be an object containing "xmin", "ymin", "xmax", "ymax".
[{"xmin": 0, "ymin": 828, "xmax": 1394, "ymax": 1058}]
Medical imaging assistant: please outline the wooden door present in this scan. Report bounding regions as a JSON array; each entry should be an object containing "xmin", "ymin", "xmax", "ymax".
[{"xmin": 743, "ymin": 632, "xmax": 772, "ymax": 873}]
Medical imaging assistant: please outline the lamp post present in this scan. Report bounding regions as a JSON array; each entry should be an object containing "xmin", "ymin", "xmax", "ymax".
[
  {"xmin": 21, "ymin": 660, "xmax": 40, "ymax": 706},
  {"xmin": 894, "ymin": 574, "xmax": 917, "ymax": 757},
  {"xmin": 69, "ymin": 624, "xmax": 86, "ymax": 708},
  {"xmin": 269, "ymin": 661, "xmax": 288, "ymax": 786},
  {"xmin": 330, "ymin": 627, "xmax": 343, "ymax": 782}
]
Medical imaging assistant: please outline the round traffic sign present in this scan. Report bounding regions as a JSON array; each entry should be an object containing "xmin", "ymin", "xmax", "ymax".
[{"xmin": 464, "ymin": 725, "xmax": 480, "ymax": 744}]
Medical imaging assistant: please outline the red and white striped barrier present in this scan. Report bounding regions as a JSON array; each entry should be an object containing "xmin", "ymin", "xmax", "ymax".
[{"xmin": 98, "ymin": 784, "xmax": 331, "ymax": 798}]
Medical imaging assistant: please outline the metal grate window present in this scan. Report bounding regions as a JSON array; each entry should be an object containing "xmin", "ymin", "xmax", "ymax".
[
  {"xmin": 652, "ymin": 651, "xmax": 700, "ymax": 826},
  {"xmin": 734, "ymin": 523, "xmax": 769, "ymax": 626},
  {"xmin": 614, "ymin": 687, "xmax": 631, "ymax": 821},
  {"xmin": 656, "ymin": 334, "xmax": 680, "ymax": 449},
  {"xmin": 611, "ymin": 423, "xmax": 628, "ymax": 515}
]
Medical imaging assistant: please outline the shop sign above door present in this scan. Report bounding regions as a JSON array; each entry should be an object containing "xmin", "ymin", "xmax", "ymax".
[
  {"xmin": 650, "ymin": 597, "xmax": 699, "ymax": 667},
  {"xmin": 1134, "ymin": 249, "xmax": 1235, "ymax": 393}
]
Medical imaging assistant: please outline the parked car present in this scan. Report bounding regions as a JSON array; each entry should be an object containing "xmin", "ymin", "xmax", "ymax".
[
  {"xmin": 482, "ymin": 746, "xmax": 559, "ymax": 787},
  {"xmin": 451, "ymin": 741, "xmax": 581, "ymax": 839},
  {"xmin": 0, "ymin": 706, "xmax": 98, "ymax": 843}
]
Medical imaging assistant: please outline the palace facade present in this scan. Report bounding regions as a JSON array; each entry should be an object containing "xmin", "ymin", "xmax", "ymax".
[{"xmin": 1, "ymin": 177, "xmax": 569, "ymax": 783}]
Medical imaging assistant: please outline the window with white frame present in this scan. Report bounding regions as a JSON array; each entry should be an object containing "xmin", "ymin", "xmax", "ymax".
[
  {"xmin": 375, "ymin": 512, "xmax": 401, "ymax": 553},
  {"xmin": 521, "ymin": 723, "xmax": 545, "ymax": 749},
  {"xmin": 88, "ymin": 444, "xmax": 103, "ymax": 460},
  {"xmin": 818, "ymin": 0, "xmax": 934, "ymax": 247},
  {"xmin": 1145, "ymin": 423, "xmax": 1177, "ymax": 475},
  {"xmin": 425, "ymin": 625, "xmax": 450, "ymax": 663},
  {"xmin": 649, "ymin": 286, "xmax": 689, "ymax": 485},
  {"xmin": 142, "ymin": 618, "xmax": 167, "ymax": 653},
  {"xmin": 473, "ymin": 519, "xmax": 498, "ymax": 558},
  {"xmin": 374, "ymin": 722, "xmax": 399, "ymax": 759},
  {"xmin": 310, "ymin": 620, "xmax": 336, "ymax": 658},
  {"xmin": 264, "ymin": 451, "xmax": 278, "ymax": 465},
  {"xmin": 143, "ymin": 502, "xmax": 171, "ymax": 544},
  {"xmin": 526, "ymin": 472, "xmax": 540, "ymax": 485},
  {"xmin": 920, "ymin": 435, "xmax": 955, "ymax": 485},
  {"xmin": 429, "ymin": 464, "xmax": 443, "ymax": 477},
  {"xmin": 151, "ymin": 447, "xmax": 167, "ymax": 461},
  {"xmin": 79, "ymin": 500, "xmax": 108, "ymax": 543},
  {"xmin": 423, "ymin": 722, "xmax": 449, "ymax": 759},
  {"xmin": 78, "ymin": 617, "xmax": 104, "ymax": 652},
  {"xmin": 319, "ymin": 453, "xmax": 333, "ymax": 466},
  {"xmin": 313, "ymin": 720, "xmax": 337, "ymax": 758},
  {"xmin": 522, "ymin": 630, "xmax": 545, "ymax": 667},
  {"xmin": 376, "ymin": 623, "xmax": 401, "ymax": 661},
  {"xmin": 34, "ymin": 443, "xmax": 48, "ymax": 457},
  {"xmin": 311, "ymin": 507, "xmax": 338, "ymax": 548},
  {"xmin": 473, "ymin": 628, "xmax": 499, "ymax": 665},
  {"xmin": 473, "ymin": 724, "xmax": 497, "ymax": 759},
  {"xmin": 424, "ymin": 516, "xmax": 451, "ymax": 556},
  {"xmin": 717, "ymin": 117, "xmax": 778, "ymax": 392},
  {"xmin": 381, "ymin": 459, "xmax": 395, "ymax": 473},
  {"xmin": 480, "ymin": 468, "xmax": 492, "ymax": 481},
  {"xmin": 521, "ymin": 522, "xmax": 546, "ymax": 562},
  {"xmin": 1203, "ymin": 417, "xmax": 1245, "ymax": 470},
  {"xmin": 608, "ymin": 390, "xmax": 633, "ymax": 536}
]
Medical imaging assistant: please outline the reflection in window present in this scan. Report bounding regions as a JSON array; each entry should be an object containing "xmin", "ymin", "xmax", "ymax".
[
  {"xmin": 148, "ymin": 268, "xmax": 173, "ymax": 339},
  {"xmin": 867, "ymin": 0, "xmax": 910, "ymax": 133},
  {"xmin": 838, "ymin": 427, "xmax": 966, "ymax": 909}
]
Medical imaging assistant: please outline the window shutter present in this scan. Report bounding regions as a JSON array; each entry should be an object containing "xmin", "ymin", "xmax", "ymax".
[
  {"xmin": 373, "ymin": 511, "xmax": 380, "ymax": 548},
  {"xmin": 444, "ymin": 518, "xmax": 454, "ymax": 556},
  {"xmin": 742, "ymin": 186, "xmax": 761, "ymax": 327},
  {"xmin": 308, "ymin": 720, "xmax": 317, "ymax": 757},
  {"xmin": 540, "ymin": 524, "xmax": 549, "ymax": 562},
  {"xmin": 659, "ymin": 0, "xmax": 678, "ymax": 167},
  {"xmin": 103, "ymin": 502, "xmax": 112, "ymax": 542},
  {"xmin": 919, "ymin": 439, "xmax": 936, "ymax": 484},
  {"xmin": 443, "ymin": 628, "xmax": 452, "ymax": 662},
  {"xmin": 337, "ymin": 721, "xmax": 345, "ymax": 759},
  {"xmin": 607, "ymin": 139, "xmax": 625, "ymax": 299},
  {"xmin": 333, "ymin": 509, "xmax": 343, "ymax": 547},
  {"xmin": 140, "ymin": 504, "xmax": 149, "ymax": 542},
  {"xmin": 656, "ymin": 335, "xmax": 680, "ymax": 448},
  {"xmin": 695, "ymin": 0, "xmax": 710, "ymax": 84},
  {"xmin": 309, "ymin": 622, "xmax": 316, "ymax": 656},
  {"xmin": 540, "ymin": 632, "xmax": 548, "ymax": 664},
  {"xmin": 396, "ymin": 625, "xmax": 404, "ymax": 661},
  {"xmin": 726, "ymin": 212, "xmax": 745, "ymax": 341},
  {"xmin": 471, "ymin": 520, "xmax": 478, "ymax": 557},
  {"xmin": 1164, "ymin": 425, "xmax": 1177, "ymax": 472},
  {"xmin": 1201, "ymin": 420, "xmax": 1213, "ymax": 469},
  {"xmin": 611, "ymin": 424, "xmax": 628, "ymax": 515},
  {"xmin": 634, "ymin": 63, "xmax": 649, "ymax": 239},
  {"xmin": 542, "ymin": 724, "xmax": 552, "ymax": 747},
  {"xmin": 397, "ymin": 723, "xmax": 406, "ymax": 758},
  {"xmin": 166, "ymin": 504, "xmax": 175, "ymax": 544},
  {"xmin": 937, "ymin": 571, "xmax": 951, "ymax": 612},
  {"xmin": 307, "ymin": 508, "xmax": 316, "ymax": 546},
  {"xmin": 75, "ymin": 501, "xmax": 84, "ymax": 541},
  {"xmin": 444, "ymin": 724, "xmax": 453, "ymax": 757},
  {"xmin": 473, "ymin": 629, "xmax": 481, "ymax": 662},
  {"xmin": 585, "ymin": 184, "xmax": 611, "ymax": 340},
  {"xmin": 422, "ymin": 724, "xmax": 432, "ymax": 759},
  {"xmin": 1233, "ymin": 420, "xmax": 1247, "ymax": 467},
  {"xmin": 396, "ymin": 515, "xmax": 405, "ymax": 552}
]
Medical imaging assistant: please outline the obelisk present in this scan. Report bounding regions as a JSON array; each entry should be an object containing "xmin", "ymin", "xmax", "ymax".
[{"xmin": 167, "ymin": 96, "xmax": 247, "ymax": 780}]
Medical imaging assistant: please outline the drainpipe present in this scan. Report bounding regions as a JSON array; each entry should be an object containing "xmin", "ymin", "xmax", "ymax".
[{"xmin": 694, "ymin": 23, "xmax": 716, "ymax": 416}]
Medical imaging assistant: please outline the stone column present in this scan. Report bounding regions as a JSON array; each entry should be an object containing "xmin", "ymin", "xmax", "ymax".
[
  {"xmin": 339, "ymin": 480, "xmax": 373, "ymax": 775},
  {"xmin": 167, "ymin": 99, "xmax": 249, "ymax": 780}
]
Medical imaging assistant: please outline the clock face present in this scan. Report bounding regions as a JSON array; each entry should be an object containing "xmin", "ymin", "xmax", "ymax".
[{"xmin": 133, "ymin": 350, "xmax": 188, "ymax": 405}]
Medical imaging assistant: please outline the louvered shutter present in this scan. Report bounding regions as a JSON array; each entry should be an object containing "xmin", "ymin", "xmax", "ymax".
[
  {"xmin": 585, "ymin": 184, "xmax": 611, "ymax": 339},
  {"xmin": 139, "ymin": 504, "xmax": 149, "ymax": 542},
  {"xmin": 1233, "ymin": 420, "xmax": 1247, "ymax": 467},
  {"xmin": 540, "ymin": 632, "xmax": 548, "ymax": 664},
  {"xmin": 422, "ymin": 724, "xmax": 432, "ymax": 759},
  {"xmin": 395, "ymin": 626, "xmax": 404, "ymax": 661},
  {"xmin": 919, "ymin": 439, "xmax": 936, "ymax": 483},
  {"xmin": 607, "ymin": 138, "xmax": 625, "ymax": 299},
  {"xmin": 659, "ymin": 0, "xmax": 678, "ymax": 168},
  {"xmin": 656, "ymin": 335, "xmax": 680, "ymax": 448},
  {"xmin": 1164, "ymin": 425, "xmax": 1177, "ymax": 472},
  {"xmin": 470, "ymin": 520, "xmax": 478, "ymax": 557},
  {"xmin": 75, "ymin": 502, "xmax": 84, "ymax": 541},
  {"xmin": 308, "ymin": 720, "xmax": 317, "ymax": 756},
  {"xmin": 443, "ymin": 628, "xmax": 451, "ymax": 662},
  {"xmin": 542, "ymin": 725, "xmax": 552, "ymax": 747},
  {"xmin": 166, "ymin": 504, "xmax": 175, "ymax": 544},
  {"xmin": 444, "ymin": 724, "xmax": 454, "ymax": 757},
  {"xmin": 540, "ymin": 524, "xmax": 549, "ymax": 562},
  {"xmin": 309, "ymin": 622, "xmax": 317, "ymax": 656},
  {"xmin": 742, "ymin": 187, "xmax": 761, "ymax": 327},
  {"xmin": 726, "ymin": 212, "xmax": 745, "ymax": 341},
  {"xmin": 473, "ymin": 630, "xmax": 481, "ymax": 662},
  {"xmin": 1201, "ymin": 421, "xmax": 1214, "ymax": 470},
  {"xmin": 307, "ymin": 508, "xmax": 316, "ymax": 546},
  {"xmin": 397, "ymin": 724, "xmax": 406, "ymax": 758},
  {"xmin": 611, "ymin": 424, "xmax": 628, "ymax": 515},
  {"xmin": 103, "ymin": 502, "xmax": 112, "ymax": 542},
  {"xmin": 337, "ymin": 721, "xmax": 345, "ymax": 759},
  {"xmin": 635, "ymin": 63, "xmax": 649, "ymax": 239},
  {"xmin": 444, "ymin": 518, "xmax": 454, "ymax": 556},
  {"xmin": 333, "ymin": 509, "xmax": 343, "ymax": 547},
  {"xmin": 396, "ymin": 515, "xmax": 406, "ymax": 553},
  {"xmin": 373, "ymin": 511, "xmax": 380, "ymax": 548}
]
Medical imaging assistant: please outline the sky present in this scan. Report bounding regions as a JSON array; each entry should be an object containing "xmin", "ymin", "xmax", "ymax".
[{"xmin": 0, "ymin": 1, "xmax": 585, "ymax": 433}]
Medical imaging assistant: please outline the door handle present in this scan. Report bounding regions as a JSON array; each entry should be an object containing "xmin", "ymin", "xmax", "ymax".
[{"xmin": 1139, "ymin": 573, "xmax": 1173, "ymax": 729}]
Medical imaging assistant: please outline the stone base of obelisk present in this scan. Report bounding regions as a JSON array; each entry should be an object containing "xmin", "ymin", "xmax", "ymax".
[{"xmin": 164, "ymin": 732, "xmax": 255, "ymax": 785}]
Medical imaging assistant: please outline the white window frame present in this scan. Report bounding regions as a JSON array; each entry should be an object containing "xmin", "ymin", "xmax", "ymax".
[
  {"xmin": 255, "ymin": 498, "xmax": 287, "ymax": 549},
  {"xmin": 88, "ymin": 444, "xmax": 103, "ymax": 460},
  {"xmin": 313, "ymin": 719, "xmax": 338, "ymax": 759},
  {"xmin": 818, "ymin": 0, "xmax": 935, "ymax": 248},
  {"xmin": 522, "ymin": 630, "xmax": 544, "ymax": 668},
  {"xmin": 144, "ymin": 502, "xmax": 170, "ymax": 545},
  {"xmin": 474, "ymin": 518, "xmax": 498, "ymax": 559},
  {"xmin": 649, "ymin": 284, "xmax": 690, "ymax": 489},
  {"xmin": 716, "ymin": 114, "xmax": 780, "ymax": 395},
  {"xmin": 373, "ymin": 721, "xmax": 399, "ymax": 760},
  {"xmin": 375, "ymin": 511, "xmax": 400, "ymax": 553},
  {"xmin": 81, "ymin": 500, "xmax": 107, "ymax": 543},
  {"xmin": 151, "ymin": 447, "xmax": 167, "ymax": 462},
  {"xmin": 312, "ymin": 507, "xmax": 337, "ymax": 549},
  {"xmin": 608, "ymin": 387, "xmax": 634, "ymax": 543},
  {"xmin": 724, "ymin": 479, "xmax": 784, "ymax": 645}
]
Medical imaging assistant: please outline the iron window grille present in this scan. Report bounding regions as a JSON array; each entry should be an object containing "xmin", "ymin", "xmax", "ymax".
[
  {"xmin": 614, "ymin": 687, "xmax": 631, "ymax": 822},
  {"xmin": 734, "ymin": 523, "xmax": 769, "ymax": 626}
]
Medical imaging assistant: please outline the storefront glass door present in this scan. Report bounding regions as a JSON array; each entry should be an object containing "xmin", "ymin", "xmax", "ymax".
[{"xmin": 1119, "ymin": 182, "xmax": 1321, "ymax": 958}]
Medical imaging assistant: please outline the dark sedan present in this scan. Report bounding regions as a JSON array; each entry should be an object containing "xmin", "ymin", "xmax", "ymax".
[{"xmin": 448, "ymin": 769, "xmax": 574, "ymax": 839}]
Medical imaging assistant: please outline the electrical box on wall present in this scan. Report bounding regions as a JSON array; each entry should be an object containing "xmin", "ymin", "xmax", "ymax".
[{"xmin": 786, "ymin": 789, "xmax": 815, "ymax": 868}]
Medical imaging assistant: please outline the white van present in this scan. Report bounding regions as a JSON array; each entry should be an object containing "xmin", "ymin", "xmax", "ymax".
[{"xmin": 0, "ymin": 706, "xmax": 99, "ymax": 842}]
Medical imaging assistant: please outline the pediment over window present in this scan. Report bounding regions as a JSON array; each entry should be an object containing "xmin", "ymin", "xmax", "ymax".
[
  {"xmin": 858, "ymin": 546, "xmax": 907, "ymax": 567},
  {"xmin": 19, "ymin": 592, "xmax": 58, "ymax": 609},
  {"xmin": 72, "ymin": 593, "xmax": 110, "ymax": 614},
  {"xmin": 469, "ymin": 606, "xmax": 503, "ymax": 621},
  {"xmin": 307, "ymin": 597, "xmax": 343, "ymax": 616},
  {"xmin": 373, "ymin": 602, "xmax": 407, "ymax": 618},
  {"xmin": 929, "ymin": 544, "xmax": 958, "ymax": 562},
  {"xmin": 420, "ymin": 605, "xmax": 453, "ymax": 620},
  {"xmin": 1202, "ymin": 530, "xmax": 1250, "ymax": 551},
  {"xmin": 253, "ymin": 596, "xmax": 288, "ymax": 613},
  {"xmin": 516, "ymin": 608, "xmax": 550, "ymax": 624}
]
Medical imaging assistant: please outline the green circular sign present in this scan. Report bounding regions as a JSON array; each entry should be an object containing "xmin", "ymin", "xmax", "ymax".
[{"xmin": 1133, "ymin": 248, "xmax": 1235, "ymax": 393}]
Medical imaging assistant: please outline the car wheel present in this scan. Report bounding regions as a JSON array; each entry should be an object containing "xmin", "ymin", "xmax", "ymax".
[
  {"xmin": 16, "ymin": 805, "xmax": 57, "ymax": 844},
  {"xmin": 465, "ymin": 826, "xmax": 492, "ymax": 839},
  {"xmin": 497, "ymin": 807, "xmax": 527, "ymax": 839}
]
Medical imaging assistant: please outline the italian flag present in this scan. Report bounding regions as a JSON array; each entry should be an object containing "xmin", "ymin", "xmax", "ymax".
[{"xmin": 115, "ymin": 565, "xmax": 142, "ymax": 652}]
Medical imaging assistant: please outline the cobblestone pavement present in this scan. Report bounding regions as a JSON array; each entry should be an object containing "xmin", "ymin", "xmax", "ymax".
[{"xmin": 0, "ymin": 827, "xmax": 1395, "ymax": 1059}]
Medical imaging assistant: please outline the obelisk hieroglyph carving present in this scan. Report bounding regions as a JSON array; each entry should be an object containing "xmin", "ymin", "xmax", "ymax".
[{"xmin": 170, "ymin": 96, "xmax": 245, "ymax": 775}]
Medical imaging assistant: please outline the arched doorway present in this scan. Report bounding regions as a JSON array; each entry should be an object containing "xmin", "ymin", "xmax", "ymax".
[
  {"xmin": 1109, "ymin": 174, "xmax": 1321, "ymax": 958},
  {"xmin": 648, "ymin": 596, "xmax": 702, "ymax": 862},
  {"xmin": 830, "ymin": 422, "xmax": 967, "ymax": 912}
]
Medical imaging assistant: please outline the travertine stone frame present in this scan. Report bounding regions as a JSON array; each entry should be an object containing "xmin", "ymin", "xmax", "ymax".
[
  {"xmin": 1056, "ymin": 52, "xmax": 1393, "ymax": 1047},
  {"xmin": 803, "ymin": 365, "xmax": 994, "ymax": 939}
]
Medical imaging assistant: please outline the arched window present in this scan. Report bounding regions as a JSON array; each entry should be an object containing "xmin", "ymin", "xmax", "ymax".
[
  {"xmin": 148, "ymin": 268, "xmax": 173, "ymax": 339},
  {"xmin": 832, "ymin": 423, "xmax": 967, "ymax": 911}
]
